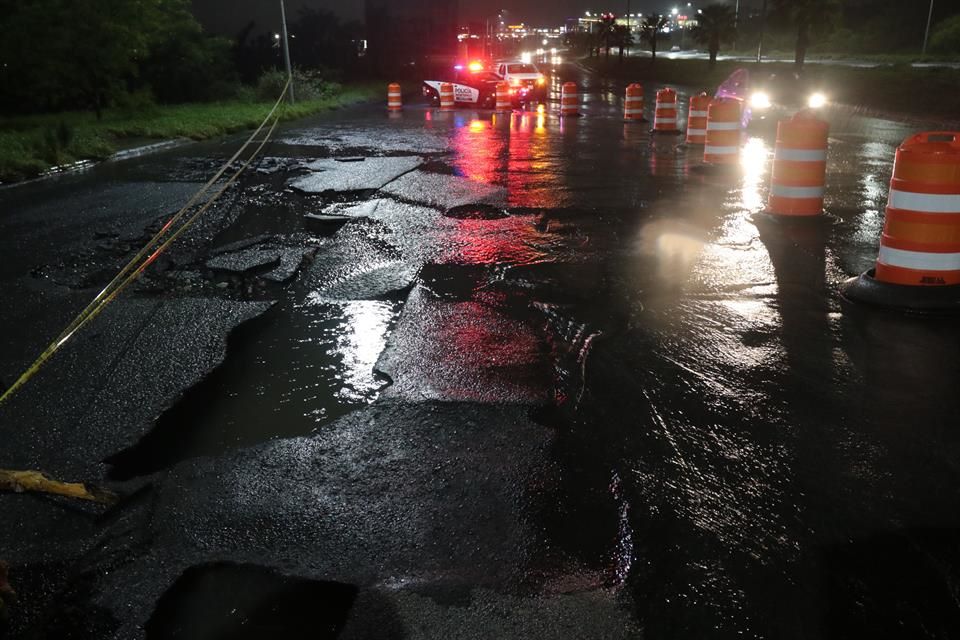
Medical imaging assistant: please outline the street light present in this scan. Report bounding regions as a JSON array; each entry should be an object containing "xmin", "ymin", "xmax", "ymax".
[{"xmin": 923, "ymin": 0, "xmax": 935, "ymax": 56}]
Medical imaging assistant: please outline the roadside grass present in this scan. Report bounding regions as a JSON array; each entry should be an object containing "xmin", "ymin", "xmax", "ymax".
[
  {"xmin": 0, "ymin": 84, "xmax": 380, "ymax": 184},
  {"xmin": 582, "ymin": 57, "xmax": 960, "ymax": 120}
]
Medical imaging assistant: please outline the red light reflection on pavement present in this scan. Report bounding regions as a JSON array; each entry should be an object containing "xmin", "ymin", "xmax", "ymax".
[{"xmin": 450, "ymin": 111, "xmax": 565, "ymax": 209}]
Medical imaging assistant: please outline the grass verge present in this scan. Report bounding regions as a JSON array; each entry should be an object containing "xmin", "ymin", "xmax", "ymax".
[
  {"xmin": 0, "ymin": 84, "xmax": 380, "ymax": 184},
  {"xmin": 582, "ymin": 57, "xmax": 960, "ymax": 120}
]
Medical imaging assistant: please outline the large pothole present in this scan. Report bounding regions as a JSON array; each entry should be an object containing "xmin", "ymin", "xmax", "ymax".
[
  {"xmin": 145, "ymin": 563, "xmax": 357, "ymax": 640},
  {"xmin": 106, "ymin": 295, "xmax": 401, "ymax": 480}
]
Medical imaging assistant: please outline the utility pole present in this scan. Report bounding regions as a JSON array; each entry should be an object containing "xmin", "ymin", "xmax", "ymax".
[
  {"xmin": 626, "ymin": 0, "xmax": 630, "ymax": 57},
  {"xmin": 733, "ymin": 0, "xmax": 740, "ymax": 50},
  {"xmin": 756, "ymin": 0, "xmax": 768, "ymax": 62},
  {"xmin": 280, "ymin": 0, "xmax": 295, "ymax": 103},
  {"xmin": 923, "ymin": 0, "xmax": 935, "ymax": 56}
]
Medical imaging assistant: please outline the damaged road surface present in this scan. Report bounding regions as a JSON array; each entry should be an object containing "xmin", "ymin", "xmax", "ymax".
[{"xmin": 3, "ymin": 71, "xmax": 960, "ymax": 639}]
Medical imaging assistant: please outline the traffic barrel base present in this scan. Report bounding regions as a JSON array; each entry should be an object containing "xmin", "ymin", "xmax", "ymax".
[{"xmin": 841, "ymin": 269, "xmax": 960, "ymax": 314}]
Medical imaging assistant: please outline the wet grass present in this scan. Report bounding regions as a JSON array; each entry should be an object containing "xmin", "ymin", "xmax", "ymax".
[
  {"xmin": 583, "ymin": 57, "xmax": 960, "ymax": 120},
  {"xmin": 0, "ymin": 84, "xmax": 381, "ymax": 184}
]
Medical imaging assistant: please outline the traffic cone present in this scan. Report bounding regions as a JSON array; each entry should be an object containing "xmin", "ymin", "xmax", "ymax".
[
  {"xmin": 685, "ymin": 93, "xmax": 709, "ymax": 145},
  {"xmin": 439, "ymin": 83, "xmax": 455, "ymax": 111},
  {"xmin": 625, "ymin": 84, "xmax": 645, "ymax": 122},
  {"xmin": 703, "ymin": 98, "xmax": 742, "ymax": 165},
  {"xmin": 653, "ymin": 88, "xmax": 680, "ymax": 135},
  {"xmin": 387, "ymin": 83, "xmax": 402, "ymax": 111},
  {"xmin": 561, "ymin": 83, "xmax": 580, "ymax": 117},
  {"xmin": 842, "ymin": 131, "xmax": 960, "ymax": 313},
  {"xmin": 496, "ymin": 82, "xmax": 511, "ymax": 112},
  {"xmin": 767, "ymin": 110, "xmax": 829, "ymax": 217}
]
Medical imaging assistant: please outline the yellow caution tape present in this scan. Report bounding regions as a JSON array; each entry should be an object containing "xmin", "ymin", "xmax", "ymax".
[{"xmin": 0, "ymin": 81, "xmax": 290, "ymax": 407}]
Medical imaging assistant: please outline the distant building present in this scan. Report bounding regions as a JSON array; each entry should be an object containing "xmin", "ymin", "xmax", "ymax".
[{"xmin": 365, "ymin": 0, "xmax": 459, "ymax": 71}]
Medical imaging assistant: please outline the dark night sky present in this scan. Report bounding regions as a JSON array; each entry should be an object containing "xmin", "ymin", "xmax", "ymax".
[{"xmin": 190, "ymin": 0, "xmax": 748, "ymax": 36}]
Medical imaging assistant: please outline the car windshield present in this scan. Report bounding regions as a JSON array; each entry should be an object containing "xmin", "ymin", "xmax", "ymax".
[{"xmin": 507, "ymin": 64, "xmax": 538, "ymax": 74}]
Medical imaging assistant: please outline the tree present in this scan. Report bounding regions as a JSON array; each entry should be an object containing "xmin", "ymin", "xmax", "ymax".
[
  {"xmin": 0, "ymin": 0, "xmax": 229, "ymax": 116},
  {"xmin": 612, "ymin": 25, "xmax": 635, "ymax": 62},
  {"xmin": 930, "ymin": 15, "xmax": 960, "ymax": 54},
  {"xmin": 288, "ymin": 8, "xmax": 362, "ymax": 74},
  {"xmin": 640, "ymin": 14, "xmax": 669, "ymax": 60},
  {"xmin": 597, "ymin": 14, "xmax": 618, "ymax": 60},
  {"xmin": 773, "ymin": 0, "xmax": 840, "ymax": 68},
  {"xmin": 691, "ymin": 4, "xmax": 738, "ymax": 66}
]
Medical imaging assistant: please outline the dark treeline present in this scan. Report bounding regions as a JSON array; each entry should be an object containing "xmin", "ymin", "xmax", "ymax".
[{"xmin": 0, "ymin": 0, "xmax": 363, "ymax": 117}]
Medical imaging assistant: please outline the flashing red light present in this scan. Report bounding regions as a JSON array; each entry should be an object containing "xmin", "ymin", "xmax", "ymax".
[{"xmin": 468, "ymin": 61, "xmax": 484, "ymax": 72}]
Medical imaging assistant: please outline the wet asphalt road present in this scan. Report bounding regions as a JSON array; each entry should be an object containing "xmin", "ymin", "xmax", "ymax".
[{"xmin": 2, "ymin": 63, "xmax": 960, "ymax": 639}]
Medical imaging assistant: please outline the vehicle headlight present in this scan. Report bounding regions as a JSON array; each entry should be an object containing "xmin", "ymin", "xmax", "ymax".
[
  {"xmin": 808, "ymin": 92, "xmax": 828, "ymax": 109},
  {"xmin": 750, "ymin": 91, "xmax": 771, "ymax": 109}
]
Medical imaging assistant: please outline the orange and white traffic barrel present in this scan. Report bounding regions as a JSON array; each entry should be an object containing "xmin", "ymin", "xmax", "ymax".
[
  {"xmin": 653, "ymin": 88, "xmax": 680, "ymax": 134},
  {"xmin": 767, "ymin": 110, "xmax": 829, "ymax": 216},
  {"xmin": 496, "ymin": 82, "xmax": 511, "ymax": 112},
  {"xmin": 703, "ymin": 98, "xmax": 742, "ymax": 164},
  {"xmin": 439, "ymin": 83, "xmax": 455, "ymax": 111},
  {"xmin": 685, "ymin": 93, "xmax": 709, "ymax": 145},
  {"xmin": 387, "ymin": 83, "xmax": 402, "ymax": 111},
  {"xmin": 842, "ymin": 131, "xmax": 960, "ymax": 312},
  {"xmin": 561, "ymin": 82, "xmax": 580, "ymax": 117},
  {"xmin": 625, "ymin": 84, "xmax": 645, "ymax": 122}
]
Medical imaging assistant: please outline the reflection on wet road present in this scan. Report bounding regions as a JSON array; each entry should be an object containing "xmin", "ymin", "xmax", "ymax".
[
  {"xmin": 6, "ymin": 63, "xmax": 960, "ymax": 639},
  {"xmin": 285, "ymin": 77, "xmax": 960, "ymax": 637},
  {"xmin": 223, "ymin": 77, "xmax": 960, "ymax": 636}
]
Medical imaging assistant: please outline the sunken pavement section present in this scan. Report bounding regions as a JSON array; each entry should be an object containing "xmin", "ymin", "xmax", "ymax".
[{"xmin": 0, "ymin": 118, "xmax": 639, "ymax": 639}]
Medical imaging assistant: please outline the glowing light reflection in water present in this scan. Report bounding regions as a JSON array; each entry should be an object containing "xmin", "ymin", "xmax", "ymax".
[
  {"xmin": 739, "ymin": 136, "xmax": 770, "ymax": 213},
  {"xmin": 300, "ymin": 296, "xmax": 397, "ymax": 407}
]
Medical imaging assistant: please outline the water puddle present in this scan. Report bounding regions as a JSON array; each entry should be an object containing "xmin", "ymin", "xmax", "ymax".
[{"xmin": 107, "ymin": 296, "xmax": 400, "ymax": 480}]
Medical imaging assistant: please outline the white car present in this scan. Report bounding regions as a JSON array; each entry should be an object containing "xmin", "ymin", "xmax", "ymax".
[{"xmin": 494, "ymin": 61, "xmax": 547, "ymax": 100}]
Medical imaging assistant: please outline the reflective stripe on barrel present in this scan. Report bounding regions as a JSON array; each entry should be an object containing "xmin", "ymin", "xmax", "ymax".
[
  {"xmin": 703, "ymin": 98, "xmax": 741, "ymax": 164},
  {"xmin": 496, "ymin": 82, "xmax": 511, "ymax": 112},
  {"xmin": 440, "ymin": 83, "xmax": 455, "ymax": 110},
  {"xmin": 561, "ymin": 82, "xmax": 579, "ymax": 117},
  {"xmin": 387, "ymin": 83, "xmax": 402, "ymax": 111},
  {"xmin": 654, "ymin": 88, "xmax": 679, "ymax": 132},
  {"xmin": 686, "ymin": 93, "xmax": 710, "ymax": 144},
  {"xmin": 625, "ymin": 84, "xmax": 644, "ymax": 121},
  {"xmin": 875, "ymin": 131, "xmax": 960, "ymax": 286},
  {"xmin": 767, "ymin": 110, "xmax": 829, "ymax": 216}
]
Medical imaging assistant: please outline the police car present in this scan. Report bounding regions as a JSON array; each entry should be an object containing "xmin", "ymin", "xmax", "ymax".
[
  {"xmin": 423, "ymin": 61, "xmax": 546, "ymax": 109},
  {"xmin": 423, "ymin": 62, "xmax": 501, "ymax": 109}
]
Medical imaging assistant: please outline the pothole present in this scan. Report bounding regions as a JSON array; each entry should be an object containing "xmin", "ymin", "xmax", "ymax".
[
  {"xmin": 145, "ymin": 563, "xmax": 356, "ymax": 640},
  {"xmin": 105, "ymin": 296, "xmax": 402, "ymax": 480}
]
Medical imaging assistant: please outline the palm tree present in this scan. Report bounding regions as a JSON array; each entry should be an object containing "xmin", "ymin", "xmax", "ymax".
[
  {"xmin": 612, "ymin": 24, "xmax": 635, "ymax": 62},
  {"xmin": 773, "ymin": 0, "xmax": 840, "ymax": 68},
  {"xmin": 640, "ymin": 14, "xmax": 669, "ymax": 61},
  {"xmin": 691, "ymin": 4, "xmax": 737, "ymax": 67},
  {"xmin": 597, "ymin": 13, "xmax": 617, "ymax": 60}
]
